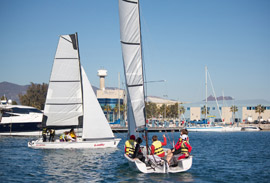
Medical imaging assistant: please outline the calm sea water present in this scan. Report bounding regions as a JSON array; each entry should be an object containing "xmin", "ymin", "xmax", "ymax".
[{"xmin": 1, "ymin": 131, "xmax": 270, "ymax": 183}]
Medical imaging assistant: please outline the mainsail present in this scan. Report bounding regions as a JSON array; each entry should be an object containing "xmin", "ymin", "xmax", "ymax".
[
  {"xmin": 43, "ymin": 34, "xmax": 83, "ymax": 128},
  {"xmin": 119, "ymin": 0, "xmax": 146, "ymax": 136}
]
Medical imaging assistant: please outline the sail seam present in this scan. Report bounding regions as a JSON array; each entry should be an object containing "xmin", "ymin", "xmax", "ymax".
[
  {"xmin": 46, "ymin": 103, "xmax": 82, "ymax": 105},
  {"xmin": 121, "ymin": 41, "xmax": 140, "ymax": 45},
  {"xmin": 122, "ymin": 0, "xmax": 138, "ymax": 4}
]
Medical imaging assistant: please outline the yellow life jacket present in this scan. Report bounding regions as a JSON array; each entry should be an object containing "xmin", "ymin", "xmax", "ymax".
[
  {"xmin": 70, "ymin": 132, "xmax": 76, "ymax": 138},
  {"xmin": 180, "ymin": 140, "xmax": 189, "ymax": 154},
  {"xmin": 152, "ymin": 140, "xmax": 164, "ymax": 156},
  {"xmin": 128, "ymin": 141, "xmax": 137, "ymax": 157},
  {"xmin": 59, "ymin": 134, "xmax": 65, "ymax": 140},
  {"xmin": 42, "ymin": 128, "xmax": 47, "ymax": 135},
  {"xmin": 125, "ymin": 139, "xmax": 135, "ymax": 155}
]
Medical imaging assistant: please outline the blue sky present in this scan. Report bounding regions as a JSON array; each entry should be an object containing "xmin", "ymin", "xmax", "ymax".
[{"xmin": 1, "ymin": 0, "xmax": 269, "ymax": 102}]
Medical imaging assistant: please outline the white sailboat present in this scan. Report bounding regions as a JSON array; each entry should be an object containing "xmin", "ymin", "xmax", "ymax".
[
  {"xmin": 187, "ymin": 66, "xmax": 242, "ymax": 132},
  {"xmin": 119, "ymin": 0, "xmax": 192, "ymax": 173},
  {"xmin": 28, "ymin": 33, "xmax": 121, "ymax": 149}
]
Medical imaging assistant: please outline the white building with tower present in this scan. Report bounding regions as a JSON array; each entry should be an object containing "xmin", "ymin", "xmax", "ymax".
[{"xmin": 96, "ymin": 69, "xmax": 125, "ymax": 123}]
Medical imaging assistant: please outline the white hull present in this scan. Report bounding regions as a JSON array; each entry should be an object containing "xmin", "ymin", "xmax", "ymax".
[
  {"xmin": 125, "ymin": 154, "xmax": 192, "ymax": 173},
  {"xmin": 28, "ymin": 138, "xmax": 121, "ymax": 149},
  {"xmin": 0, "ymin": 131, "xmax": 42, "ymax": 136},
  {"xmin": 187, "ymin": 126, "xmax": 242, "ymax": 132},
  {"xmin": 186, "ymin": 126, "xmax": 224, "ymax": 132},
  {"xmin": 241, "ymin": 126, "xmax": 261, "ymax": 131},
  {"xmin": 124, "ymin": 147, "xmax": 192, "ymax": 173},
  {"xmin": 222, "ymin": 126, "xmax": 242, "ymax": 132},
  {"xmin": 0, "ymin": 129, "xmax": 77, "ymax": 136}
]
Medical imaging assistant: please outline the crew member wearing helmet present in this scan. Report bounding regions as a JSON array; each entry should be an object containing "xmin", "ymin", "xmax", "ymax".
[
  {"xmin": 125, "ymin": 135, "xmax": 136, "ymax": 155},
  {"xmin": 177, "ymin": 134, "xmax": 192, "ymax": 160},
  {"xmin": 166, "ymin": 129, "xmax": 191, "ymax": 165}
]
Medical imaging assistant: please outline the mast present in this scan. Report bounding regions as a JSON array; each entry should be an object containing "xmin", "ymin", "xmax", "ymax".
[
  {"xmin": 118, "ymin": 72, "xmax": 121, "ymax": 121},
  {"xmin": 137, "ymin": 0, "xmax": 149, "ymax": 154},
  {"xmin": 205, "ymin": 66, "xmax": 208, "ymax": 123},
  {"xmin": 76, "ymin": 32, "xmax": 84, "ymax": 129},
  {"xmin": 118, "ymin": 0, "xmax": 148, "ymax": 153}
]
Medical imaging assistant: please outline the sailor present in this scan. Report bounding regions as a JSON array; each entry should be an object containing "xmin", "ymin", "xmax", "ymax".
[
  {"xmin": 69, "ymin": 128, "xmax": 77, "ymax": 141},
  {"xmin": 42, "ymin": 128, "xmax": 48, "ymax": 142},
  {"xmin": 177, "ymin": 134, "xmax": 192, "ymax": 161},
  {"xmin": 130, "ymin": 137, "xmax": 145, "ymax": 163},
  {"xmin": 49, "ymin": 129, "xmax": 55, "ymax": 142},
  {"xmin": 125, "ymin": 135, "xmax": 136, "ymax": 155},
  {"xmin": 150, "ymin": 134, "xmax": 167, "ymax": 158},
  {"xmin": 166, "ymin": 129, "xmax": 190, "ymax": 165},
  {"xmin": 59, "ymin": 132, "xmax": 66, "ymax": 142}
]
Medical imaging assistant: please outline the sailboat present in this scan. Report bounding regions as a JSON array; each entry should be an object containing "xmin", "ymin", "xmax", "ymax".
[
  {"xmin": 28, "ymin": 33, "xmax": 121, "ymax": 149},
  {"xmin": 118, "ymin": 0, "xmax": 192, "ymax": 173},
  {"xmin": 186, "ymin": 66, "xmax": 241, "ymax": 132}
]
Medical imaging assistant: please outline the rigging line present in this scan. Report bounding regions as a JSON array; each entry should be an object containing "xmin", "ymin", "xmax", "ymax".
[{"xmin": 207, "ymin": 70, "xmax": 222, "ymax": 119}]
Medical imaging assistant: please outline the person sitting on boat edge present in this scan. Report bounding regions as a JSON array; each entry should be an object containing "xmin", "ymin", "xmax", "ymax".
[
  {"xmin": 130, "ymin": 137, "xmax": 145, "ymax": 163},
  {"xmin": 166, "ymin": 129, "xmax": 189, "ymax": 164},
  {"xmin": 177, "ymin": 134, "xmax": 192, "ymax": 161},
  {"xmin": 69, "ymin": 128, "xmax": 77, "ymax": 140},
  {"xmin": 59, "ymin": 131, "xmax": 68, "ymax": 142},
  {"xmin": 125, "ymin": 135, "xmax": 136, "ymax": 155}
]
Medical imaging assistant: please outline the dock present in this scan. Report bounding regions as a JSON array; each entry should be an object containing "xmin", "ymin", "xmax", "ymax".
[{"xmin": 111, "ymin": 124, "xmax": 270, "ymax": 133}]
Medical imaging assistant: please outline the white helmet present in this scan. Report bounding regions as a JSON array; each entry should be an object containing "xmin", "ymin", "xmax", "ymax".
[{"xmin": 181, "ymin": 134, "xmax": 188, "ymax": 140}]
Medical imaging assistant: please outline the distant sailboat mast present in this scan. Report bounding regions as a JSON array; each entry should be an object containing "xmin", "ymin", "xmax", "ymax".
[{"xmin": 205, "ymin": 66, "xmax": 208, "ymax": 122}]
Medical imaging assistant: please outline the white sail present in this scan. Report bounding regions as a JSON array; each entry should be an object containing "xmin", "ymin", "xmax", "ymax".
[
  {"xmin": 44, "ymin": 34, "xmax": 83, "ymax": 127},
  {"xmin": 119, "ymin": 0, "xmax": 146, "ymax": 132},
  {"xmin": 81, "ymin": 67, "xmax": 114, "ymax": 139}
]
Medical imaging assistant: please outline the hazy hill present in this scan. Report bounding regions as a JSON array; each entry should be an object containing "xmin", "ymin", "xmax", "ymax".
[
  {"xmin": 0, "ymin": 81, "xmax": 100, "ymax": 104},
  {"xmin": 203, "ymin": 95, "xmax": 233, "ymax": 101},
  {"xmin": 0, "ymin": 82, "xmax": 29, "ymax": 103}
]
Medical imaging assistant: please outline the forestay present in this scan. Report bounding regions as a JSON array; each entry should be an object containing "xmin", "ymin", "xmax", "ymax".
[
  {"xmin": 44, "ymin": 34, "xmax": 83, "ymax": 127},
  {"xmin": 119, "ymin": 0, "xmax": 146, "ymax": 136}
]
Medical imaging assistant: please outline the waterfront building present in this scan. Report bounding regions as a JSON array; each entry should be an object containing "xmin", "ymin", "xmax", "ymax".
[
  {"xmin": 182, "ymin": 99, "xmax": 270, "ymax": 124},
  {"xmin": 96, "ymin": 69, "xmax": 125, "ymax": 123}
]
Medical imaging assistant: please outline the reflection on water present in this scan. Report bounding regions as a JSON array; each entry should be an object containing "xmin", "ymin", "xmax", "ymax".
[{"xmin": 42, "ymin": 148, "xmax": 118, "ymax": 182}]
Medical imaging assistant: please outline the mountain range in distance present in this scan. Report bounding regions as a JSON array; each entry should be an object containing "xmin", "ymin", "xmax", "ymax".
[
  {"xmin": 0, "ymin": 81, "xmax": 100, "ymax": 104},
  {"xmin": 1, "ymin": 81, "xmax": 239, "ymax": 104}
]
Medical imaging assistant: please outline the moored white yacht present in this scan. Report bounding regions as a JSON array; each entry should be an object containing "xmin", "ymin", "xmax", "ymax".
[
  {"xmin": 0, "ymin": 101, "xmax": 43, "ymax": 136},
  {"xmin": 241, "ymin": 126, "xmax": 261, "ymax": 131}
]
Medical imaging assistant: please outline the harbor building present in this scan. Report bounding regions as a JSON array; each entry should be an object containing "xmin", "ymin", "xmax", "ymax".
[
  {"xmin": 96, "ymin": 69, "xmax": 125, "ymax": 123},
  {"xmin": 182, "ymin": 99, "xmax": 270, "ymax": 124}
]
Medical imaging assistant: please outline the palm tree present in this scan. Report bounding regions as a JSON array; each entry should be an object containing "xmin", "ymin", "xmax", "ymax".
[
  {"xmin": 230, "ymin": 105, "xmax": 238, "ymax": 126},
  {"xmin": 104, "ymin": 104, "xmax": 112, "ymax": 122},
  {"xmin": 179, "ymin": 106, "xmax": 185, "ymax": 121},
  {"xmin": 201, "ymin": 105, "xmax": 209, "ymax": 121},
  {"xmin": 113, "ymin": 104, "xmax": 120, "ymax": 120},
  {"xmin": 255, "ymin": 104, "xmax": 265, "ymax": 123}
]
